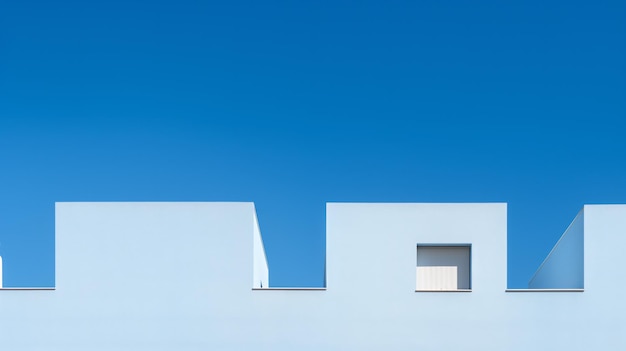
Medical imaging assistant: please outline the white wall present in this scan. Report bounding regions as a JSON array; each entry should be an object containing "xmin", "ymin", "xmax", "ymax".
[
  {"xmin": 0, "ymin": 202, "xmax": 624, "ymax": 350},
  {"xmin": 416, "ymin": 266, "xmax": 458, "ymax": 290},
  {"xmin": 252, "ymin": 207, "xmax": 269, "ymax": 288},
  {"xmin": 324, "ymin": 203, "xmax": 508, "ymax": 350}
]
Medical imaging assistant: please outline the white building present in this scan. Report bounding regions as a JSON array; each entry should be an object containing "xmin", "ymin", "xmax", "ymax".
[{"xmin": 0, "ymin": 202, "xmax": 624, "ymax": 350}]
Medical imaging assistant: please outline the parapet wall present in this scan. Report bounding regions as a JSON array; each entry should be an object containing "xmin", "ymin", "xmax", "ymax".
[
  {"xmin": 0, "ymin": 202, "xmax": 625, "ymax": 350},
  {"xmin": 529, "ymin": 209, "xmax": 584, "ymax": 289}
]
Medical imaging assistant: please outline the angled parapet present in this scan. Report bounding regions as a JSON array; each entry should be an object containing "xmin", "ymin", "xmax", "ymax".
[
  {"xmin": 529, "ymin": 209, "xmax": 584, "ymax": 289},
  {"xmin": 252, "ymin": 207, "xmax": 269, "ymax": 289}
]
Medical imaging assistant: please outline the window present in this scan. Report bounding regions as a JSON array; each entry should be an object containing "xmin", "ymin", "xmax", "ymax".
[{"xmin": 416, "ymin": 245, "xmax": 471, "ymax": 291}]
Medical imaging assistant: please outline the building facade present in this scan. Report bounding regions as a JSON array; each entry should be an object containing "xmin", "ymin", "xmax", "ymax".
[{"xmin": 0, "ymin": 202, "xmax": 624, "ymax": 350}]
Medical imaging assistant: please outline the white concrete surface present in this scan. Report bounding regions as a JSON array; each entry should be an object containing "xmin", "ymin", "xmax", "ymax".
[{"xmin": 0, "ymin": 202, "xmax": 624, "ymax": 350}]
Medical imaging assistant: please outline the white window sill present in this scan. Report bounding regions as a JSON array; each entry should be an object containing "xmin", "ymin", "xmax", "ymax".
[
  {"xmin": 415, "ymin": 289, "xmax": 472, "ymax": 292},
  {"xmin": 252, "ymin": 287, "xmax": 326, "ymax": 291},
  {"xmin": 0, "ymin": 287, "xmax": 55, "ymax": 290},
  {"xmin": 505, "ymin": 289, "xmax": 584, "ymax": 292}
]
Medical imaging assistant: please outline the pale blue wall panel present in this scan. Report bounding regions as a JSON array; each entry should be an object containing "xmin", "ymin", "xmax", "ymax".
[{"xmin": 0, "ymin": 203, "xmax": 624, "ymax": 350}]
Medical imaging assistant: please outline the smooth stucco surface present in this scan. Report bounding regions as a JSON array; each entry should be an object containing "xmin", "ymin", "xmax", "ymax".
[{"xmin": 0, "ymin": 202, "xmax": 624, "ymax": 350}]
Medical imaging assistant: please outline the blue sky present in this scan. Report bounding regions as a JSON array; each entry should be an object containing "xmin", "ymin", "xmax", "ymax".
[{"xmin": 1, "ymin": 0, "xmax": 624, "ymax": 288}]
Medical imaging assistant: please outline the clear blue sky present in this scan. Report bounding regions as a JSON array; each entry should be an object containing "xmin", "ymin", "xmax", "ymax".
[{"xmin": 1, "ymin": 0, "xmax": 624, "ymax": 288}]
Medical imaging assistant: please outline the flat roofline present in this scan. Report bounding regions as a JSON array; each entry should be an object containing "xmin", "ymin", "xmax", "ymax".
[
  {"xmin": 55, "ymin": 201, "xmax": 255, "ymax": 204},
  {"xmin": 416, "ymin": 243, "xmax": 472, "ymax": 247},
  {"xmin": 415, "ymin": 289, "xmax": 472, "ymax": 292},
  {"xmin": 0, "ymin": 288, "xmax": 56, "ymax": 291},
  {"xmin": 326, "ymin": 202, "xmax": 507, "ymax": 205},
  {"xmin": 505, "ymin": 289, "xmax": 584, "ymax": 292},
  {"xmin": 252, "ymin": 288, "xmax": 326, "ymax": 291}
]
